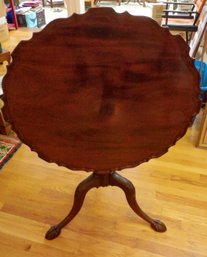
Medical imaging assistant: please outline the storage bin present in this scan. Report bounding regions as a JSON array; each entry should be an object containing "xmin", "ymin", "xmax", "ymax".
[
  {"xmin": 194, "ymin": 59, "xmax": 207, "ymax": 101},
  {"xmin": 25, "ymin": 11, "xmax": 37, "ymax": 28},
  {"xmin": 16, "ymin": 13, "xmax": 27, "ymax": 27},
  {"xmin": 17, "ymin": 8, "xmax": 45, "ymax": 28},
  {"xmin": 36, "ymin": 9, "xmax": 45, "ymax": 28},
  {"xmin": 194, "ymin": 59, "xmax": 207, "ymax": 91}
]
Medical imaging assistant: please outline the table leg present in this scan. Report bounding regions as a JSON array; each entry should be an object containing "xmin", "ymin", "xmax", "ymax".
[
  {"xmin": 45, "ymin": 171, "xmax": 166, "ymax": 240},
  {"xmin": 109, "ymin": 172, "xmax": 166, "ymax": 232},
  {"xmin": 45, "ymin": 172, "xmax": 101, "ymax": 240}
]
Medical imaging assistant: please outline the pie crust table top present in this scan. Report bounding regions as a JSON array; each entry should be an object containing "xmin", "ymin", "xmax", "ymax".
[{"xmin": 3, "ymin": 8, "xmax": 200, "ymax": 173}]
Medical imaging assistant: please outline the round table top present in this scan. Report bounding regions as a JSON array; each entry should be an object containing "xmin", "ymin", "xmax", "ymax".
[{"xmin": 3, "ymin": 8, "xmax": 200, "ymax": 173}]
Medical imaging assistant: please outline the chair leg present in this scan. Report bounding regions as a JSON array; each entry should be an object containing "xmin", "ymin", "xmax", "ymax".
[{"xmin": 47, "ymin": 0, "xmax": 53, "ymax": 8}]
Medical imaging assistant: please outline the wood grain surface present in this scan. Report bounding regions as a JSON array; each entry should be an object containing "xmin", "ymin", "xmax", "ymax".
[{"xmin": 3, "ymin": 8, "xmax": 200, "ymax": 172}]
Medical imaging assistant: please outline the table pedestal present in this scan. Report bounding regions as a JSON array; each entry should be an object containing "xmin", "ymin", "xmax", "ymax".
[{"xmin": 45, "ymin": 171, "xmax": 167, "ymax": 240}]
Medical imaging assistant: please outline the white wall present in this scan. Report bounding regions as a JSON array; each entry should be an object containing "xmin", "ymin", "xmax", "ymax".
[{"xmin": 64, "ymin": 0, "xmax": 85, "ymax": 16}]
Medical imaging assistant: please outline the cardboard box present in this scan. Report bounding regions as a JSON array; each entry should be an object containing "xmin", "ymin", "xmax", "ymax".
[{"xmin": 150, "ymin": 3, "xmax": 165, "ymax": 25}]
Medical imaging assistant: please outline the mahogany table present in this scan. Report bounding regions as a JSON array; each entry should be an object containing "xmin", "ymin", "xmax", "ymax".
[{"xmin": 2, "ymin": 8, "xmax": 200, "ymax": 240}]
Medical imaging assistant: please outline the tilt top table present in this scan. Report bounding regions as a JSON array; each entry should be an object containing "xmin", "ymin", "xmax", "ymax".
[{"xmin": 3, "ymin": 8, "xmax": 200, "ymax": 240}]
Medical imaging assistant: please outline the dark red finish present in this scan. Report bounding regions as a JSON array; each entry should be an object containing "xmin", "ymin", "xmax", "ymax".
[
  {"xmin": 45, "ymin": 171, "xmax": 166, "ymax": 240},
  {"xmin": 3, "ymin": 8, "xmax": 200, "ymax": 173}
]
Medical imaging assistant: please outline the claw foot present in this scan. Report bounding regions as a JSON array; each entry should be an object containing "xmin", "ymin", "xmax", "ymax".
[
  {"xmin": 150, "ymin": 219, "xmax": 167, "ymax": 232},
  {"xmin": 45, "ymin": 225, "xmax": 62, "ymax": 240}
]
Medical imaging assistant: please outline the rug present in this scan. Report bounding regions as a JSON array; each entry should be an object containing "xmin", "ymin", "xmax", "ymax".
[{"xmin": 0, "ymin": 134, "xmax": 21, "ymax": 169}]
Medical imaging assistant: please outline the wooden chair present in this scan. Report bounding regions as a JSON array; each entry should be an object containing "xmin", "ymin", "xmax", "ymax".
[
  {"xmin": 189, "ymin": 6, "xmax": 207, "ymax": 57},
  {"xmin": 162, "ymin": 0, "xmax": 207, "ymax": 43},
  {"xmin": 189, "ymin": 7, "xmax": 207, "ymax": 103}
]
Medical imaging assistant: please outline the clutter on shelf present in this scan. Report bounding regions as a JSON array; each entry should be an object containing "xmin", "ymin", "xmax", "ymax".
[{"xmin": 5, "ymin": 0, "xmax": 46, "ymax": 29}]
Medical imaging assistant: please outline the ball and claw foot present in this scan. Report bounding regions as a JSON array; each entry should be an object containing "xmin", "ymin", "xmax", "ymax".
[
  {"xmin": 150, "ymin": 219, "xmax": 167, "ymax": 232},
  {"xmin": 45, "ymin": 225, "xmax": 62, "ymax": 240}
]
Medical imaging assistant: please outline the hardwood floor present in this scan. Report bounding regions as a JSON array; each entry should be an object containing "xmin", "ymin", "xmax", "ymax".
[
  {"xmin": 0, "ymin": 27, "xmax": 207, "ymax": 257},
  {"xmin": 0, "ymin": 128, "xmax": 207, "ymax": 257}
]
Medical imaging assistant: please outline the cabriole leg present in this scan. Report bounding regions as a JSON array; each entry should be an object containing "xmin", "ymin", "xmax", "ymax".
[{"xmin": 109, "ymin": 172, "xmax": 167, "ymax": 232}]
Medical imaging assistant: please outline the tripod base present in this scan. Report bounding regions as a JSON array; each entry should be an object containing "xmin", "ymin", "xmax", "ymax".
[{"xmin": 45, "ymin": 172, "xmax": 166, "ymax": 240}]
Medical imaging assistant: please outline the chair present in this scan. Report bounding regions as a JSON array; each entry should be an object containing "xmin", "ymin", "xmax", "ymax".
[
  {"xmin": 162, "ymin": 0, "xmax": 207, "ymax": 43},
  {"xmin": 189, "ymin": 7, "xmax": 207, "ymax": 101},
  {"xmin": 189, "ymin": 6, "xmax": 207, "ymax": 57}
]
